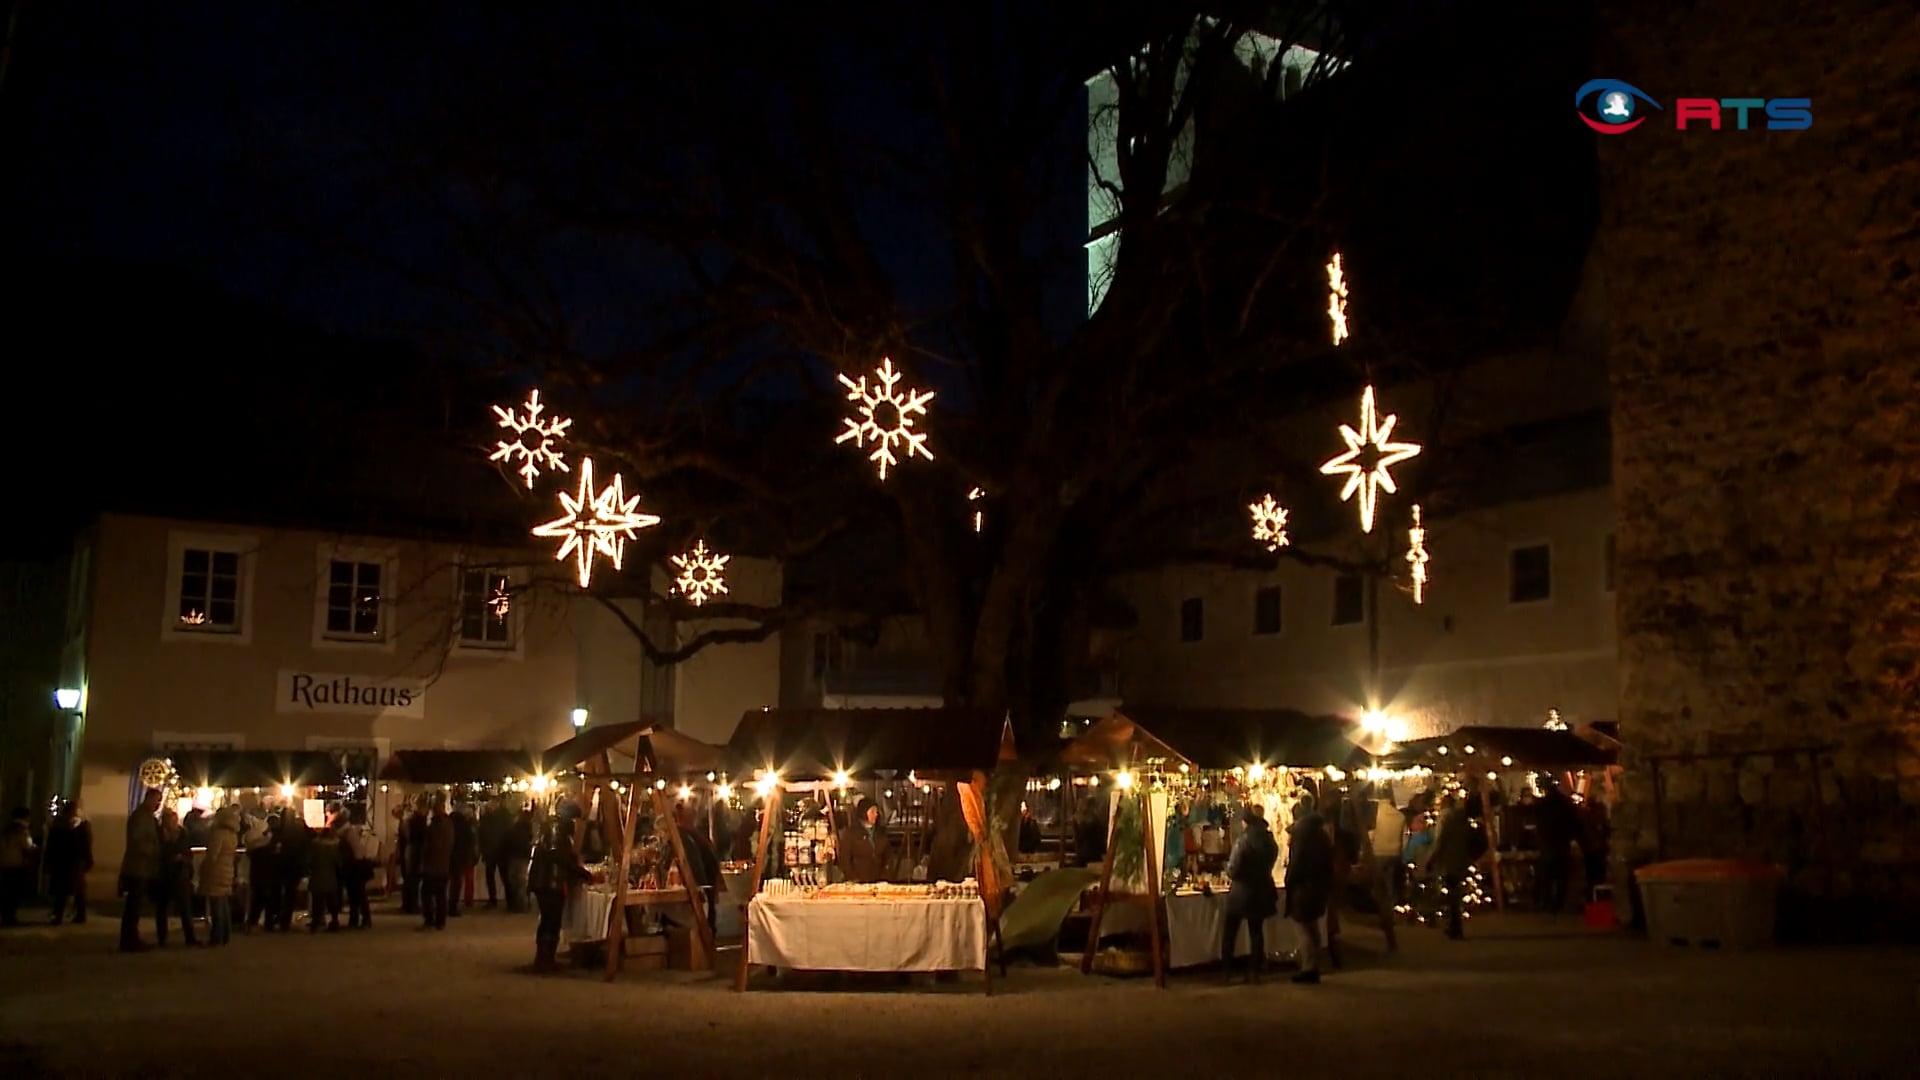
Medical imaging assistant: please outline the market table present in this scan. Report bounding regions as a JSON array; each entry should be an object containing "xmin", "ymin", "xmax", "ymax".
[
  {"xmin": 742, "ymin": 896, "xmax": 992, "ymax": 993},
  {"xmin": 1096, "ymin": 889, "xmax": 1301, "ymax": 969}
]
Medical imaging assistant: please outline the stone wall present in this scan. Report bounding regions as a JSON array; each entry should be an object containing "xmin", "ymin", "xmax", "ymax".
[{"xmin": 1594, "ymin": 0, "xmax": 1920, "ymax": 925}]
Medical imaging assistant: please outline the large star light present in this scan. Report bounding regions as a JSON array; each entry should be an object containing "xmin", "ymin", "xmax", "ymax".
[
  {"xmin": 531, "ymin": 457, "xmax": 660, "ymax": 588},
  {"xmin": 489, "ymin": 389, "xmax": 572, "ymax": 489},
  {"xmin": 836, "ymin": 357, "xmax": 934, "ymax": 480},
  {"xmin": 1249, "ymin": 493, "xmax": 1292, "ymax": 552},
  {"xmin": 1319, "ymin": 385, "xmax": 1421, "ymax": 534},
  {"xmin": 670, "ymin": 539, "xmax": 731, "ymax": 607}
]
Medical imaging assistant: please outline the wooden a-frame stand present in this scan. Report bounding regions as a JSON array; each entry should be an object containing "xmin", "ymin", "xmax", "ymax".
[
  {"xmin": 575, "ymin": 749, "xmax": 717, "ymax": 981},
  {"xmin": 732, "ymin": 774, "xmax": 1001, "ymax": 994},
  {"xmin": 1078, "ymin": 779, "xmax": 1167, "ymax": 989}
]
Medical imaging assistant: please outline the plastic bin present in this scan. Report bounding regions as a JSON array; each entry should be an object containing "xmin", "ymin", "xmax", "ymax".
[{"xmin": 1634, "ymin": 859, "xmax": 1782, "ymax": 949}]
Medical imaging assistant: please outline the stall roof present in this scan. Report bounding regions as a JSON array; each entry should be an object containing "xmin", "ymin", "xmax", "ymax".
[
  {"xmin": 542, "ymin": 720, "xmax": 726, "ymax": 776},
  {"xmin": 1065, "ymin": 707, "xmax": 1368, "ymax": 772},
  {"xmin": 1388, "ymin": 726, "xmax": 1617, "ymax": 769},
  {"xmin": 175, "ymin": 750, "xmax": 344, "ymax": 788},
  {"xmin": 378, "ymin": 749, "xmax": 536, "ymax": 785},
  {"xmin": 726, "ymin": 707, "xmax": 1013, "ymax": 778}
]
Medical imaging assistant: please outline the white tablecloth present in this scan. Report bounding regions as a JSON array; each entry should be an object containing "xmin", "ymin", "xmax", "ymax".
[
  {"xmin": 747, "ymin": 897, "xmax": 987, "ymax": 973},
  {"xmin": 564, "ymin": 888, "xmax": 617, "ymax": 943},
  {"xmin": 1097, "ymin": 891, "xmax": 1293, "ymax": 969}
]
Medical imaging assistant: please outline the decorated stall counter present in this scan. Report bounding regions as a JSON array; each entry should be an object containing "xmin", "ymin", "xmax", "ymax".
[{"xmin": 724, "ymin": 706, "xmax": 1015, "ymax": 994}]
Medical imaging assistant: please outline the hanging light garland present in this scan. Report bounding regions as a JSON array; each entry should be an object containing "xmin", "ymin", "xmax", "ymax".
[{"xmin": 1406, "ymin": 504, "xmax": 1429, "ymax": 604}]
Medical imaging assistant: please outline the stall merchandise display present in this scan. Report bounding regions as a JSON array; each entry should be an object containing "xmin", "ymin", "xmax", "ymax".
[{"xmin": 760, "ymin": 878, "xmax": 979, "ymax": 901}]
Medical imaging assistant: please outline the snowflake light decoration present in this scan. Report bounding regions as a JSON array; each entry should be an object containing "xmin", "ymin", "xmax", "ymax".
[
  {"xmin": 531, "ymin": 456, "xmax": 660, "ymax": 589},
  {"xmin": 1326, "ymin": 252, "xmax": 1350, "ymax": 346},
  {"xmin": 836, "ymin": 357, "xmax": 934, "ymax": 480},
  {"xmin": 1319, "ymin": 385, "xmax": 1422, "ymax": 534},
  {"xmin": 1249, "ymin": 493, "xmax": 1291, "ymax": 552},
  {"xmin": 670, "ymin": 539, "xmax": 731, "ymax": 607},
  {"xmin": 1406, "ymin": 504, "xmax": 1429, "ymax": 604},
  {"xmin": 489, "ymin": 389, "xmax": 573, "ymax": 489}
]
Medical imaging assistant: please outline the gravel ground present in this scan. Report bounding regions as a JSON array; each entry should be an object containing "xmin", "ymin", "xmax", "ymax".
[{"xmin": 1, "ymin": 900, "xmax": 1914, "ymax": 1078}]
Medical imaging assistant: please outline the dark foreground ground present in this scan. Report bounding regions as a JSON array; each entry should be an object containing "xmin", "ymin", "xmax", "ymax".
[{"xmin": 0, "ymin": 899, "xmax": 1913, "ymax": 1078}]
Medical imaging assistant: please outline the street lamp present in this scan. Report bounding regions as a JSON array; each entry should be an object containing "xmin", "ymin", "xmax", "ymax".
[
  {"xmin": 53, "ymin": 688, "xmax": 80, "ymax": 710},
  {"xmin": 569, "ymin": 707, "xmax": 589, "ymax": 728}
]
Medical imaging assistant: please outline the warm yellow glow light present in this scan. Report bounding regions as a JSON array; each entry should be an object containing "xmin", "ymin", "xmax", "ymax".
[
  {"xmin": 487, "ymin": 584, "xmax": 511, "ymax": 620},
  {"xmin": 716, "ymin": 783, "xmax": 734, "ymax": 800},
  {"xmin": 277, "ymin": 783, "xmax": 295, "ymax": 799},
  {"xmin": 1500, "ymin": 756, "xmax": 1514, "ymax": 767},
  {"xmin": 1115, "ymin": 771, "xmax": 1135, "ymax": 790},
  {"xmin": 530, "ymin": 775, "xmax": 552, "ymax": 795},
  {"xmin": 531, "ymin": 456, "xmax": 660, "ymax": 589},
  {"xmin": 671, "ymin": 539, "xmax": 731, "ymax": 606},
  {"xmin": 489, "ymin": 388, "xmax": 572, "ymax": 489},
  {"xmin": 1360, "ymin": 709, "xmax": 1388, "ymax": 735},
  {"xmin": 1319, "ymin": 385, "xmax": 1422, "ymax": 534},
  {"xmin": 1325, "ymin": 766, "xmax": 1347, "ymax": 782},
  {"xmin": 1326, "ymin": 252, "xmax": 1350, "ymax": 346},
  {"xmin": 831, "ymin": 770, "xmax": 851, "ymax": 789},
  {"xmin": 1246, "ymin": 763, "xmax": 1267, "ymax": 782},
  {"xmin": 1463, "ymin": 744, "xmax": 1476, "ymax": 755},
  {"xmin": 1047, "ymin": 777, "xmax": 1062, "ymax": 791},
  {"xmin": 194, "ymin": 787, "xmax": 214, "ymax": 806},
  {"xmin": 570, "ymin": 707, "xmax": 589, "ymax": 727},
  {"xmin": 836, "ymin": 357, "xmax": 934, "ymax": 480},
  {"xmin": 677, "ymin": 784, "xmax": 693, "ymax": 801},
  {"xmin": 1407, "ymin": 504, "xmax": 1429, "ymax": 604},
  {"xmin": 968, "ymin": 487, "xmax": 984, "ymax": 533},
  {"xmin": 1248, "ymin": 493, "xmax": 1291, "ymax": 552}
]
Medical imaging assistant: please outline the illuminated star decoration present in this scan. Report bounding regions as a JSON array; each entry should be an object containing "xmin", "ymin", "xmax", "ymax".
[
  {"xmin": 1319, "ymin": 385, "xmax": 1422, "ymax": 534},
  {"xmin": 670, "ymin": 539, "xmax": 731, "ymax": 607},
  {"xmin": 487, "ymin": 583, "xmax": 512, "ymax": 620},
  {"xmin": 967, "ymin": 487, "xmax": 985, "ymax": 533},
  {"xmin": 489, "ymin": 389, "xmax": 573, "ymax": 489},
  {"xmin": 1406, "ymin": 504, "xmax": 1429, "ymax": 604},
  {"xmin": 1326, "ymin": 252, "xmax": 1350, "ymax": 346},
  {"xmin": 1248, "ymin": 493, "xmax": 1292, "ymax": 552},
  {"xmin": 836, "ymin": 357, "xmax": 935, "ymax": 480},
  {"xmin": 531, "ymin": 457, "xmax": 660, "ymax": 589}
]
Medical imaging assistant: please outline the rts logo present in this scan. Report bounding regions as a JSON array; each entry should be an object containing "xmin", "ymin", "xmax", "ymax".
[{"xmin": 1575, "ymin": 78, "xmax": 1811, "ymax": 134}]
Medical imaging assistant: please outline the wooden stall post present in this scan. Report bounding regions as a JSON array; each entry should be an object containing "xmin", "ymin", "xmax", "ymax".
[
  {"xmin": 1481, "ymin": 783, "xmax": 1506, "ymax": 914},
  {"xmin": 651, "ymin": 784, "xmax": 717, "ymax": 963},
  {"xmin": 959, "ymin": 772, "xmax": 1000, "ymax": 995},
  {"xmin": 604, "ymin": 782, "xmax": 642, "ymax": 980},
  {"xmin": 1078, "ymin": 776, "xmax": 1166, "ymax": 988},
  {"xmin": 732, "ymin": 784, "xmax": 782, "ymax": 992}
]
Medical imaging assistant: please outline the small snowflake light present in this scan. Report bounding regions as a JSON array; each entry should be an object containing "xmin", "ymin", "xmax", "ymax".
[
  {"xmin": 489, "ymin": 389, "xmax": 573, "ymax": 489},
  {"xmin": 1406, "ymin": 504, "xmax": 1429, "ymax": 604},
  {"xmin": 531, "ymin": 457, "xmax": 660, "ymax": 589},
  {"xmin": 1326, "ymin": 252, "xmax": 1350, "ymax": 346},
  {"xmin": 836, "ymin": 356, "xmax": 934, "ymax": 480},
  {"xmin": 1248, "ymin": 493, "xmax": 1291, "ymax": 552},
  {"xmin": 968, "ymin": 487, "xmax": 985, "ymax": 533},
  {"xmin": 1319, "ymin": 385, "xmax": 1421, "ymax": 534},
  {"xmin": 670, "ymin": 539, "xmax": 731, "ymax": 607}
]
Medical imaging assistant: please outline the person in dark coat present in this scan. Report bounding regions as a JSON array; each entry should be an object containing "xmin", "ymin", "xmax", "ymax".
[
  {"xmin": 153, "ymin": 809, "xmax": 200, "ymax": 947},
  {"xmin": 1533, "ymin": 778, "xmax": 1581, "ymax": 913},
  {"xmin": 1428, "ymin": 795, "xmax": 1477, "ymax": 939},
  {"xmin": 834, "ymin": 797, "xmax": 891, "ymax": 883},
  {"xmin": 448, "ymin": 803, "xmax": 479, "ymax": 917},
  {"xmin": 419, "ymin": 794, "xmax": 454, "ymax": 930},
  {"xmin": 479, "ymin": 797, "xmax": 512, "ymax": 908},
  {"xmin": 119, "ymin": 788, "xmax": 163, "ymax": 951},
  {"xmin": 1221, "ymin": 804, "xmax": 1279, "ymax": 982},
  {"xmin": 248, "ymin": 809, "xmax": 283, "ymax": 930},
  {"xmin": 527, "ymin": 809, "xmax": 589, "ymax": 971},
  {"xmin": 1283, "ymin": 795, "xmax": 1335, "ymax": 984},
  {"xmin": 400, "ymin": 797, "xmax": 429, "ymax": 915},
  {"xmin": 44, "ymin": 799, "xmax": 93, "ymax": 925},
  {"xmin": 306, "ymin": 815, "xmax": 344, "ymax": 932},
  {"xmin": 274, "ymin": 810, "xmax": 310, "ymax": 931},
  {"xmin": 504, "ymin": 806, "xmax": 535, "ymax": 913}
]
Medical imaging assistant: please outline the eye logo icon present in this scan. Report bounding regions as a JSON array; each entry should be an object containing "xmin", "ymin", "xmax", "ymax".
[{"xmin": 1575, "ymin": 79, "xmax": 1661, "ymax": 134}]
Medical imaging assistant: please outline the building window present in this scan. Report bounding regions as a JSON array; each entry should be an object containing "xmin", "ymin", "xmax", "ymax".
[
  {"xmin": 325, "ymin": 559, "xmax": 384, "ymax": 639},
  {"xmin": 1510, "ymin": 544, "xmax": 1553, "ymax": 604},
  {"xmin": 177, "ymin": 548, "xmax": 242, "ymax": 633},
  {"xmin": 1253, "ymin": 586, "xmax": 1283, "ymax": 636},
  {"xmin": 1332, "ymin": 574, "xmax": 1365, "ymax": 626},
  {"xmin": 457, "ymin": 568, "xmax": 514, "ymax": 649},
  {"xmin": 1178, "ymin": 597, "xmax": 1204, "ymax": 643},
  {"xmin": 1603, "ymin": 533, "xmax": 1616, "ymax": 593}
]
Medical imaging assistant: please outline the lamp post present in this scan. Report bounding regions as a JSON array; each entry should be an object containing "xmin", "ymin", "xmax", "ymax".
[{"xmin": 569, "ymin": 707, "xmax": 589, "ymax": 729}]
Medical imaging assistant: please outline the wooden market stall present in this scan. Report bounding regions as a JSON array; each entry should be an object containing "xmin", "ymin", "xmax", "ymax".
[
  {"xmin": 1060, "ymin": 707, "xmax": 1371, "ymax": 983},
  {"xmin": 540, "ymin": 720, "xmax": 725, "ymax": 980},
  {"xmin": 724, "ymin": 707, "xmax": 1015, "ymax": 994},
  {"xmin": 1384, "ymin": 726, "xmax": 1619, "ymax": 912}
]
